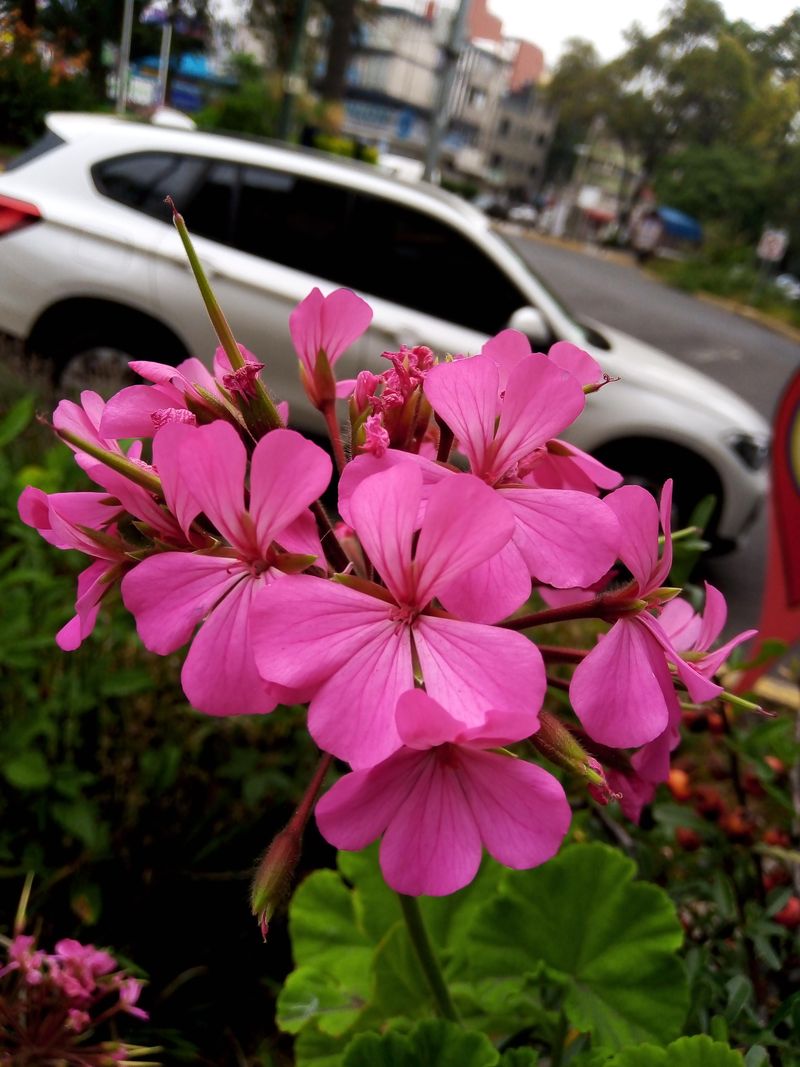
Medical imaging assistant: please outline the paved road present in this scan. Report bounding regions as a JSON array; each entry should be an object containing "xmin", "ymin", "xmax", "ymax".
[
  {"xmin": 507, "ymin": 233, "xmax": 800, "ymax": 635},
  {"xmin": 506, "ymin": 233, "xmax": 800, "ymax": 422}
]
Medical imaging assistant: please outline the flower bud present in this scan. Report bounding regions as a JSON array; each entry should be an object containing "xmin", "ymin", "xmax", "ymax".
[
  {"xmin": 530, "ymin": 712, "xmax": 616, "ymax": 802},
  {"xmin": 250, "ymin": 826, "xmax": 303, "ymax": 941}
]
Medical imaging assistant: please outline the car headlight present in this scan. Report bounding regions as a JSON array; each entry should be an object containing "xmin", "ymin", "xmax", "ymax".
[{"xmin": 727, "ymin": 433, "xmax": 770, "ymax": 471}]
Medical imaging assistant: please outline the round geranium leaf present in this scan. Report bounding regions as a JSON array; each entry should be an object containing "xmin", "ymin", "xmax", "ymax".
[{"xmin": 465, "ymin": 843, "xmax": 689, "ymax": 1049}]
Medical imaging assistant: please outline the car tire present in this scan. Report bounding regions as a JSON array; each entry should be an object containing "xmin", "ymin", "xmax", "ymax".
[
  {"xmin": 593, "ymin": 439, "xmax": 726, "ymax": 552},
  {"xmin": 28, "ymin": 303, "xmax": 189, "ymax": 399}
]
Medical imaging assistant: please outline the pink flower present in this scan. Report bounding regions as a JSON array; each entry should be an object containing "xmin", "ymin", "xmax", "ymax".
[
  {"xmin": 122, "ymin": 422, "xmax": 331, "ymax": 717},
  {"xmin": 117, "ymin": 977, "xmax": 148, "ymax": 1020},
  {"xmin": 51, "ymin": 939, "xmax": 116, "ymax": 1000},
  {"xmin": 289, "ymin": 287, "xmax": 372, "ymax": 408},
  {"xmin": 570, "ymin": 483, "xmax": 722, "ymax": 749},
  {"xmin": 401, "ymin": 351, "xmax": 620, "ymax": 620},
  {"xmin": 0, "ymin": 934, "xmax": 46, "ymax": 984},
  {"xmin": 316, "ymin": 690, "xmax": 571, "ymax": 895},
  {"xmin": 18, "ymin": 488, "xmax": 129, "ymax": 650},
  {"xmin": 251, "ymin": 463, "xmax": 545, "ymax": 768},
  {"xmin": 605, "ymin": 583, "xmax": 757, "ymax": 825}
]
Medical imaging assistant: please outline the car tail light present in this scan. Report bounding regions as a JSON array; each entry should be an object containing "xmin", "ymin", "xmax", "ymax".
[{"xmin": 0, "ymin": 194, "xmax": 41, "ymax": 236}]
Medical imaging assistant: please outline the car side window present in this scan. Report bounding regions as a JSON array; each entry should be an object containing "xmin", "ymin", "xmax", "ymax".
[
  {"xmin": 93, "ymin": 152, "xmax": 207, "ymax": 221},
  {"xmin": 232, "ymin": 166, "xmax": 351, "ymax": 282},
  {"xmin": 345, "ymin": 193, "xmax": 528, "ymax": 334}
]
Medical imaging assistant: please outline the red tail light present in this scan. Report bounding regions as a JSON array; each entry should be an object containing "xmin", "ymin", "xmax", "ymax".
[{"xmin": 0, "ymin": 194, "xmax": 41, "ymax": 235}]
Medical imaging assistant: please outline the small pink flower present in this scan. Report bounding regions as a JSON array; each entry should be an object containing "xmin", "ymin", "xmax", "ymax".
[
  {"xmin": 316, "ymin": 690, "xmax": 571, "ymax": 896},
  {"xmin": 66, "ymin": 1008, "xmax": 91, "ymax": 1032},
  {"xmin": 289, "ymin": 287, "xmax": 372, "ymax": 408},
  {"xmin": 117, "ymin": 977, "xmax": 149, "ymax": 1020},
  {"xmin": 570, "ymin": 483, "xmax": 722, "ymax": 749},
  {"xmin": 122, "ymin": 422, "xmax": 331, "ymax": 716}
]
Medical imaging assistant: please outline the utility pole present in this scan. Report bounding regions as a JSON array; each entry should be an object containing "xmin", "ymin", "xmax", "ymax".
[
  {"xmin": 277, "ymin": 0, "xmax": 313, "ymax": 142},
  {"xmin": 156, "ymin": 17, "xmax": 173, "ymax": 107},
  {"xmin": 116, "ymin": 0, "xmax": 135, "ymax": 115},
  {"xmin": 423, "ymin": 0, "xmax": 471, "ymax": 182}
]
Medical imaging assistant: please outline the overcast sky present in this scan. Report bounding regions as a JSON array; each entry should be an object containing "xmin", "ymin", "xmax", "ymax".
[{"xmin": 484, "ymin": 0, "xmax": 799, "ymax": 67}]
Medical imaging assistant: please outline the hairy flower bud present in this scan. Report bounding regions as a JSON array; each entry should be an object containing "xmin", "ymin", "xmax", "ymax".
[
  {"xmin": 530, "ymin": 712, "xmax": 617, "ymax": 802},
  {"xmin": 250, "ymin": 826, "xmax": 303, "ymax": 941}
]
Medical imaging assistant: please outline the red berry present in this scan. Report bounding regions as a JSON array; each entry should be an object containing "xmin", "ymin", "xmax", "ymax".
[
  {"xmin": 775, "ymin": 897, "xmax": 800, "ymax": 929},
  {"xmin": 676, "ymin": 827, "xmax": 703, "ymax": 851}
]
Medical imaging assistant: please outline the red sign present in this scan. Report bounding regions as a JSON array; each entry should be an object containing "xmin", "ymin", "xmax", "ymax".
[{"xmin": 737, "ymin": 369, "xmax": 800, "ymax": 692}]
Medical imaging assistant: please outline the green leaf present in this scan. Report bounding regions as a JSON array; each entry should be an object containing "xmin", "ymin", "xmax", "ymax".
[
  {"xmin": 2, "ymin": 749, "xmax": 51, "ymax": 789},
  {"xmin": 466, "ymin": 843, "xmax": 689, "ymax": 1050},
  {"xmin": 606, "ymin": 1035, "xmax": 745, "ymax": 1065},
  {"xmin": 51, "ymin": 799, "xmax": 109, "ymax": 852},
  {"xmin": 372, "ymin": 922, "xmax": 430, "ymax": 1021},
  {"xmin": 278, "ymin": 965, "xmax": 370, "ymax": 1037},
  {"xmin": 0, "ymin": 394, "xmax": 34, "ymax": 447},
  {"xmin": 294, "ymin": 1026, "xmax": 350, "ymax": 1067},
  {"xmin": 498, "ymin": 1050, "xmax": 538, "ymax": 1065},
  {"xmin": 276, "ymin": 870, "xmax": 373, "ymax": 1035},
  {"xmin": 724, "ymin": 975, "xmax": 753, "ymax": 1023},
  {"xmin": 342, "ymin": 1019, "xmax": 500, "ymax": 1067},
  {"xmin": 743, "ymin": 1048, "xmax": 769, "ymax": 1067}
]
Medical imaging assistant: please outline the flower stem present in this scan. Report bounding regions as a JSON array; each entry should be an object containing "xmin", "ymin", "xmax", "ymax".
[
  {"xmin": 397, "ymin": 893, "xmax": 460, "ymax": 1023},
  {"xmin": 322, "ymin": 402, "xmax": 348, "ymax": 474}
]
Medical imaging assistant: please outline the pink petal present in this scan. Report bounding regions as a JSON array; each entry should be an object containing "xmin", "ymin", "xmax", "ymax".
[
  {"xmin": 315, "ymin": 748, "xmax": 427, "ymax": 849},
  {"xmin": 275, "ymin": 510, "xmax": 324, "ymax": 559},
  {"xmin": 695, "ymin": 582, "xmax": 727, "ymax": 650},
  {"xmin": 639, "ymin": 612, "xmax": 722, "ymax": 704},
  {"xmin": 395, "ymin": 690, "xmax": 466, "ymax": 750},
  {"xmin": 173, "ymin": 422, "xmax": 249, "ymax": 552},
  {"xmin": 413, "ymin": 615, "xmax": 545, "ymax": 727},
  {"xmin": 547, "ymin": 341, "xmax": 604, "ymax": 386},
  {"xmin": 605, "ymin": 485, "xmax": 661, "ymax": 592},
  {"xmin": 502, "ymin": 487, "xmax": 619, "ymax": 588},
  {"xmin": 544, "ymin": 440, "xmax": 622, "ymax": 491},
  {"xmin": 121, "ymin": 552, "xmax": 247, "ymax": 654},
  {"xmin": 651, "ymin": 480, "xmax": 674, "ymax": 588},
  {"xmin": 348, "ymin": 463, "xmax": 420, "ymax": 603},
  {"xmin": 249, "ymin": 429, "xmax": 331, "ymax": 551},
  {"xmin": 659, "ymin": 596, "xmax": 702, "ymax": 651},
  {"xmin": 697, "ymin": 629, "xmax": 757, "ymax": 677},
  {"xmin": 338, "ymin": 450, "xmax": 445, "ymax": 527},
  {"xmin": 100, "ymin": 384, "xmax": 182, "ymax": 439},
  {"xmin": 481, "ymin": 329, "xmax": 532, "ymax": 388},
  {"xmin": 289, "ymin": 288, "xmax": 372, "ymax": 372},
  {"xmin": 84, "ymin": 461, "xmax": 184, "ymax": 544},
  {"xmin": 181, "ymin": 576, "xmax": 281, "ymax": 716},
  {"xmin": 458, "ymin": 750, "xmax": 571, "ymax": 868},
  {"xmin": 335, "ymin": 377, "xmax": 357, "ymax": 398},
  {"xmin": 379, "ymin": 754, "xmax": 483, "ymax": 895},
  {"xmin": 491, "ymin": 356, "xmax": 585, "ymax": 481},
  {"xmin": 454, "ymin": 705, "xmax": 541, "ymax": 748},
  {"xmin": 308, "ymin": 622, "xmax": 413, "ymax": 767},
  {"xmin": 570, "ymin": 617, "xmax": 671, "ymax": 748},
  {"xmin": 423, "ymin": 355, "xmax": 499, "ymax": 474},
  {"xmin": 56, "ymin": 560, "xmax": 111, "ymax": 651},
  {"xmin": 251, "ymin": 574, "xmax": 395, "ymax": 689},
  {"xmin": 436, "ymin": 538, "xmax": 532, "ymax": 624},
  {"xmin": 152, "ymin": 423, "xmax": 203, "ymax": 538},
  {"xmin": 413, "ymin": 474, "xmax": 515, "ymax": 605}
]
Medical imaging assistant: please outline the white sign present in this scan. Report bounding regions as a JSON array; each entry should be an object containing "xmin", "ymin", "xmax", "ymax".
[{"xmin": 757, "ymin": 229, "xmax": 789, "ymax": 263}]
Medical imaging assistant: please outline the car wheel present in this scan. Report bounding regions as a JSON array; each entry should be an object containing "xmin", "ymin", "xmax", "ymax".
[
  {"xmin": 593, "ymin": 439, "xmax": 725, "ymax": 551},
  {"xmin": 28, "ymin": 303, "xmax": 190, "ymax": 400}
]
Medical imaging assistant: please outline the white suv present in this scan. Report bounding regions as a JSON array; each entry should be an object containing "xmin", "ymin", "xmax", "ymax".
[{"xmin": 0, "ymin": 112, "xmax": 769, "ymax": 547}]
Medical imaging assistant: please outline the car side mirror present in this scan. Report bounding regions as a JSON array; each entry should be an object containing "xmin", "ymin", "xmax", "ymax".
[{"xmin": 507, "ymin": 306, "xmax": 551, "ymax": 349}]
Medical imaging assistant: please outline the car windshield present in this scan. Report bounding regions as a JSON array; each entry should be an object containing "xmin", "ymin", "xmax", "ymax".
[{"xmin": 491, "ymin": 229, "xmax": 591, "ymax": 343}]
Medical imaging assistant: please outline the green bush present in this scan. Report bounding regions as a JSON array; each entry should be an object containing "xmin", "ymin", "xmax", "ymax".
[{"xmin": 0, "ymin": 47, "xmax": 95, "ymax": 147}]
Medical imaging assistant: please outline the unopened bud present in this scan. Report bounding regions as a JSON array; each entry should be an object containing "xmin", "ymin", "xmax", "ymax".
[
  {"xmin": 251, "ymin": 827, "xmax": 303, "ymax": 941},
  {"xmin": 531, "ymin": 712, "xmax": 615, "ymax": 800}
]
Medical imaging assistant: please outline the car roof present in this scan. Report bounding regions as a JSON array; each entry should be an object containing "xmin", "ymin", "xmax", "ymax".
[{"xmin": 44, "ymin": 112, "xmax": 489, "ymax": 228}]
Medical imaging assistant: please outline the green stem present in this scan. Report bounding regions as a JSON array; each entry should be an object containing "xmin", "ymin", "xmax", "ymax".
[
  {"xmin": 397, "ymin": 893, "xmax": 460, "ymax": 1023},
  {"xmin": 551, "ymin": 1008, "xmax": 568, "ymax": 1067},
  {"xmin": 322, "ymin": 402, "xmax": 347, "ymax": 475}
]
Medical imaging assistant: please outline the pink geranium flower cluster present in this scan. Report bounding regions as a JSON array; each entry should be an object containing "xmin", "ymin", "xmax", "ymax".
[
  {"xmin": 0, "ymin": 930, "xmax": 149, "ymax": 1062},
  {"xmin": 19, "ymin": 277, "xmax": 755, "ymax": 902}
]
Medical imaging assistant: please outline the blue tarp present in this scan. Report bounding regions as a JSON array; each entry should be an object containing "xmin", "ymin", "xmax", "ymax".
[{"xmin": 657, "ymin": 206, "xmax": 703, "ymax": 243}]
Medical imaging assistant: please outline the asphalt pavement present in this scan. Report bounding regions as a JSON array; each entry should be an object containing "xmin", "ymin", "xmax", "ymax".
[{"xmin": 506, "ymin": 232, "xmax": 800, "ymax": 636}]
